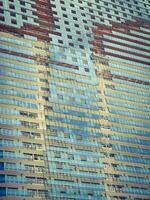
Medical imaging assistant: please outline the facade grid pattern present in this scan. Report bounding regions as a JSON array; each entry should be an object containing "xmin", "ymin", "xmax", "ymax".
[{"xmin": 0, "ymin": 0, "xmax": 150, "ymax": 200}]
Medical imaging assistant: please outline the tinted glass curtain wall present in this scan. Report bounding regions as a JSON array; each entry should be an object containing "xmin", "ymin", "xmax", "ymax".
[{"xmin": 0, "ymin": 0, "xmax": 150, "ymax": 200}]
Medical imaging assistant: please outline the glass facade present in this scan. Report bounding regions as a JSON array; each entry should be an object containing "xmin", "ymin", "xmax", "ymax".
[{"xmin": 0, "ymin": 0, "xmax": 150, "ymax": 199}]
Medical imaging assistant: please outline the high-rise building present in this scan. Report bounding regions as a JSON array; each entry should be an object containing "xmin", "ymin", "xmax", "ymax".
[{"xmin": 0, "ymin": 0, "xmax": 150, "ymax": 200}]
